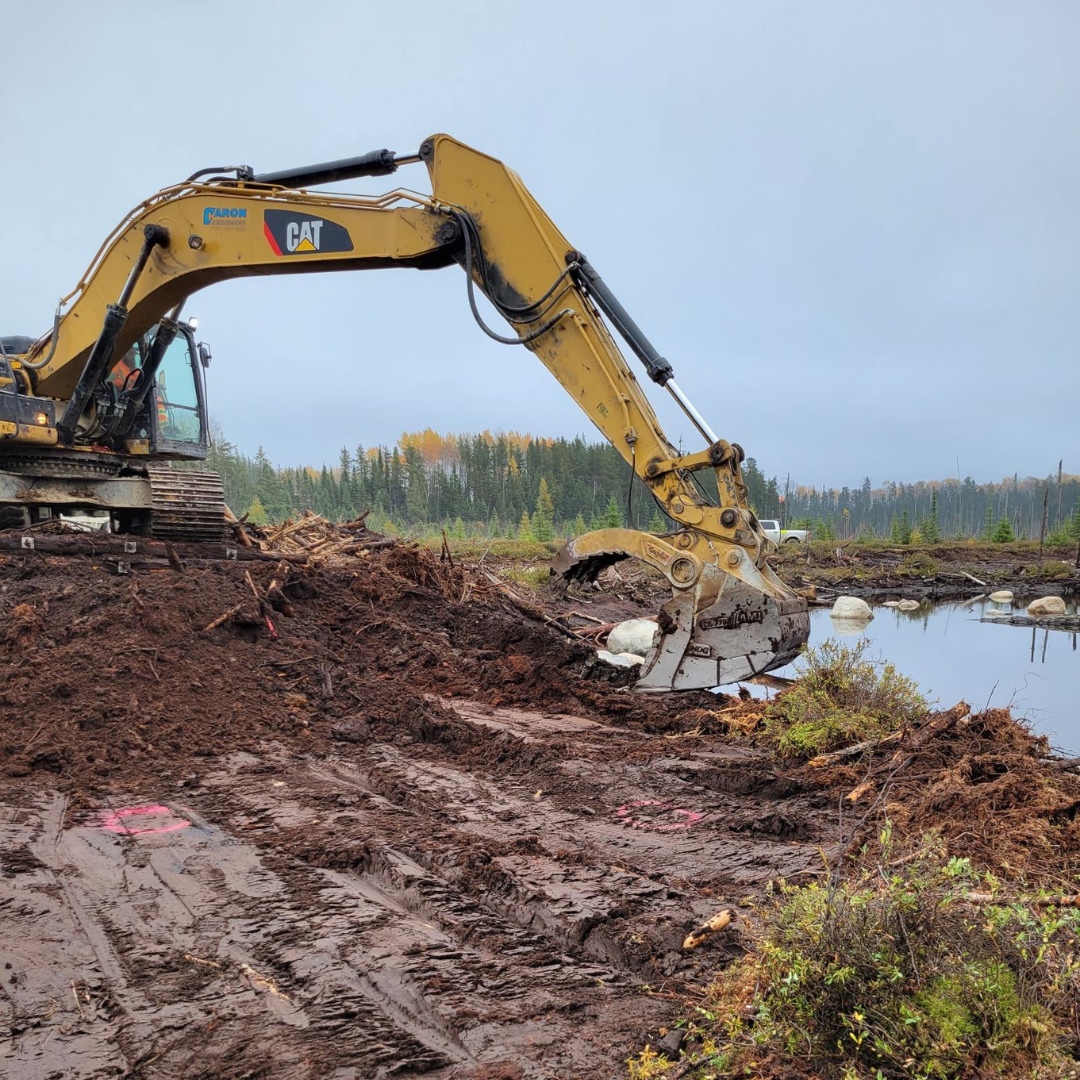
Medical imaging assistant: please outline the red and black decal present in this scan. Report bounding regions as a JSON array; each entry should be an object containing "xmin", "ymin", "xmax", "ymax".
[{"xmin": 263, "ymin": 210, "xmax": 353, "ymax": 256}]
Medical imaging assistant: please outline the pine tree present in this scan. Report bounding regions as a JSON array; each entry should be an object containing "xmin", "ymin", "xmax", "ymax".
[
  {"xmin": 919, "ymin": 490, "xmax": 941, "ymax": 544},
  {"xmin": 602, "ymin": 495, "xmax": 623, "ymax": 529},
  {"xmin": 814, "ymin": 516, "xmax": 837, "ymax": 542},
  {"xmin": 253, "ymin": 445, "xmax": 288, "ymax": 521},
  {"xmin": 991, "ymin": 516, "xmax": 1016, "ymax": 543},
  {"xmin": 245, "ymin": 495, "xmax": 269, "ymax": 525},
  {"xmin": 890, "ymin": 509, "xmax": 912, "ymax": 545},
  {"xmin": 534, "ymin": 478, "xmax": 555, "ymax": 541},
  {"xmin": 1065, "ymin": 507, "xmax": 1080, "ymax": 542},
  {"xmin": 518, "ymin": 510, "xmax": 534, "ymax": 540}
]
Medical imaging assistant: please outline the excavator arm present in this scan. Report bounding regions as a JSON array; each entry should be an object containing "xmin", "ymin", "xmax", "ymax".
[{"xmin": 14, "ymin": 133, "xmax": 808, "ymax": 690}]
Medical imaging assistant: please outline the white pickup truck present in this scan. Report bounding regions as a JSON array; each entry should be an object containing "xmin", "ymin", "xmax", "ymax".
[{"xmin": 758, "ymin": 519, "xmax": 809, "ymax": 545}]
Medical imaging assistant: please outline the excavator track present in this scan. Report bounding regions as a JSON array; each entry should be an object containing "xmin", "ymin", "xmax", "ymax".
[
  {"xmin": 0, "ymin": 449, "xmax": 123, "ymax": 479},
  {"xmin": 145, "ymin": 467, "xmax": 227, "ymax": 543}
]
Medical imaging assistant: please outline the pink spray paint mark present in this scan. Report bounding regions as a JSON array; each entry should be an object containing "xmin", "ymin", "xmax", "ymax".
[
  {"xmin": 99, "ymin": 804, "xmax": 191, "ymax": 836},
  {"xmin": 616, "ymin": 799, "xmax": 704, "ymax": 832}
]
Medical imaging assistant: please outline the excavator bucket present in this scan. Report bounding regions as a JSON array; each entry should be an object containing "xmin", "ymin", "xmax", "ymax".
[
  {"xmin": 554, "ymin": 529, "xmax": 810, "ymax": 693},
  {"xmin": 632, "ymin": 566, "xmax": 809, "ymax": 691}
]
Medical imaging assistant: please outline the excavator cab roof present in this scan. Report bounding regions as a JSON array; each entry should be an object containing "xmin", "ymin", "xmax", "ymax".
[{"xmin": 0, "ymin": 336, "xmax": 34, "ymax": 355}]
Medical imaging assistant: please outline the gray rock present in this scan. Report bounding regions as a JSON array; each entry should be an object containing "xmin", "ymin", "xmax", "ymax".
[
  {"xmin": 596, "ymin": 649, "xmax": 644, "ymax": 669},
  {"xmin": 658, "ymin": 1028, "xmax": 686, "ymax": 1055},
  {"xmin": 606, "ymin": 618, "xmax": 658, "ymax": 657}
]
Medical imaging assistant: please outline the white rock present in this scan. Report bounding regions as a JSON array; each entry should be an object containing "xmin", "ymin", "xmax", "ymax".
[
  {"xmin": 1027, "ymin": 596, "xmax": 1066, "ymax": 617},
  {"xmin": 830, "ymin": 596, "xmax": 874, "ymax": 621},
  {"xmin": 596, "ymin": 649, "xmax": 642, "ymax": 669},
  {"xmin": 829, "ymin": 617, "xmax": 872, "ymax": 637},
  {"xmin": 882, "ymin": 601, "xmax": 900, "ymax": 608},
  {"xmin": 897, "ymin": 599, "xmax": 921, "ymax": 611},
  {"xmin": 606, "ymin": 618, "xmax": 658, "ymax": 657},
  {"xmin": 989, "ymin": 590, "xmax": 1014, "ymax": 603}
]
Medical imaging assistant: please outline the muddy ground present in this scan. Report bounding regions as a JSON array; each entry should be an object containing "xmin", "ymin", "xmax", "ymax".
[
  {"xmin": 1, "ymin": 536, "xmax": 1077, "ymax": 1079},
  {"xmin": 0, "ymin": 538, "xmax": 838, "ymax": 1079},
  {"xmin": 769, "ymin": 539, "xmax": 1080, "ymax": 602}
]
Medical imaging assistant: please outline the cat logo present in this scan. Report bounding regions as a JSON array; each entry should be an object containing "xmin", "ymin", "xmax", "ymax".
[
  {"xmin": 263, "ymin": 209, "xmax": 354, "ymax": 256},
  {"xmin": 287, "ymin": 219, "xmax": 322, "ymax": 252}
]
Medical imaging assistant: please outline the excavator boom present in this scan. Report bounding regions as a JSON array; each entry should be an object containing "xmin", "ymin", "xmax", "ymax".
[{"xmin": 5, "ymin": 134, "xmax": 809, "ymax": 689}]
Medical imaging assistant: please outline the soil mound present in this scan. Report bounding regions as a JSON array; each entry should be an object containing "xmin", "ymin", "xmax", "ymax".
[{"xmin": 0, "ymin": 539, "xmax": 705, "ymax": 800}]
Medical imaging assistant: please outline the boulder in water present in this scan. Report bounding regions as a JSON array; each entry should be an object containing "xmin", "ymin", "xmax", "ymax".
[
  {"xmin": 831, "ymin": 596, "xmax": 873, "ymax": 621},
  {"xmin": 1027, "ymin": 596, "xmax": 1066, "ymax": 617}
]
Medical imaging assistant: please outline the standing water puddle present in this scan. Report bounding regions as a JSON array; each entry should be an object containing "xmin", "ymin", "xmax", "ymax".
[{"xmin": 762, "ymin": 596, "xmax": 1079, "ymax": 754}]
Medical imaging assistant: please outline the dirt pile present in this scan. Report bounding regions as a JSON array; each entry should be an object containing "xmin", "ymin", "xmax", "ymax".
[
  {"xmin": 741, "ymin": 699, "xmax": 1080, "ymax": 882},
  {"xmin": 841, "ymin": 705, "xmax": 1080, "ymax": 879},
  {"xmin": 0, "ymin": 537, "xmax": 701, "ymax": 798}
]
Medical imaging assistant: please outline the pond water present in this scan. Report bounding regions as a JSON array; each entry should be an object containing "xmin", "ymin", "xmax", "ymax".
[{"xmin": 765, "ymin": 596, "xmax": 1079, "ymax": 755}]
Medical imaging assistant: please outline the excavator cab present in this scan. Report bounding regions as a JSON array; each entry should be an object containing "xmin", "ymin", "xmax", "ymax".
[
  {"xmin": 148, "ymin": 324, "xmax": 210, "ymax": 456},
  {"xmin": 103, "ymin": 322, "xmax": 210, "ymax": 458}
]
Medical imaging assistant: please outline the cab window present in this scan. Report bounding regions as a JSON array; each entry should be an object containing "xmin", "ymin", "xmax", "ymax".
[{"xmin": 154, "ymin": 334, "xmax": 204, "ymax": 446}]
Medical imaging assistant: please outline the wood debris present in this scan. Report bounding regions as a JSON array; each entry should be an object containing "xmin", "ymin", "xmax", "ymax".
[
  {"xmin": 237, "ymin": 509, "xmax": 388, "ymax": 564},
  {"xmin": 682, "ymin": 909, "xmax": 733, "ymax": 950},
  {"xmin": 239, "ymin": 961, "xmax": 290, "ymax": 1001}
]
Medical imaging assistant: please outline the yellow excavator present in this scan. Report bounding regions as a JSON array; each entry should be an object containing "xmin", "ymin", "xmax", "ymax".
[{"xmin": 1, "ymin": 134, "xmax": 808, "ymax": 690}]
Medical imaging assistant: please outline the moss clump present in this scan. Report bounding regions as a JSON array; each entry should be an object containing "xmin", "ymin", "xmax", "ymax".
[
  {"xmin": 1024, "ymin": 559, "xmax": 1075, "ymax": 581},
  {"xmin": 898, "ymin": 551, "xmax": 938, "ymax": 577},
  {"xmin": 765, "ymin": 639, "xmax": 926, "ymax": 758}
]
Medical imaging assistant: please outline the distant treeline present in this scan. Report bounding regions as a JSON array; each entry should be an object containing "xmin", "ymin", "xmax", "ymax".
[{"xmin": 196, "ymin": 427, "xmax": 1080, "ymax": 542}]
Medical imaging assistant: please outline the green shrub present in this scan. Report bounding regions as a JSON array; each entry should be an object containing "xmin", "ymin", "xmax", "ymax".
[
  {"xmin": 766, "ymin": 639, "xmax": 926, "ymax": 758},
  {"xmin": 679, "ymin": 833, "xmax": 1080, "ymax": 1079}
]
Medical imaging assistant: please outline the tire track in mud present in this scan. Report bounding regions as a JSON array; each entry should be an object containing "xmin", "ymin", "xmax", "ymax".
[{"xmin": 1, "ymin": 700, "xmax": 837, "ymax": 1079}]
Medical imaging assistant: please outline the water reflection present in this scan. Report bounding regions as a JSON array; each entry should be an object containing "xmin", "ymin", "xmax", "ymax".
[{"xmin": 769, "ymin": 596, "xmax": 1079, "ymax": 754}]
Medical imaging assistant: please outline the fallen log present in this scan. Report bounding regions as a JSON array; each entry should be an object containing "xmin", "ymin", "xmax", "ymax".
[
  {"xmin": 0, "ymin": 532, "xmax": 307, "ymax": 564},
  {"xmin": 1047, "ymin": 756, "xmax": 1080, "ymax": 772},
  {"xmin": 807, "ymin": 702, "xmax": 971, "ymax": 768},
  {"xmin": 808, "ymin": 730, "xmax": 904, "ymax": 767}
]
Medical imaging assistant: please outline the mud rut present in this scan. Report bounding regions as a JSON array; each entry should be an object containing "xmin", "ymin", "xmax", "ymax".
[{"xmin": 0, "ymin": 543, "xmax": 838, "ymax": 1079}]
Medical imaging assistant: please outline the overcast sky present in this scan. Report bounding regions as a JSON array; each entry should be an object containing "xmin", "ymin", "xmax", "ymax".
[{"xmin": 4, "ymin": 1, "xmax": 1077, "ymax": 489}]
